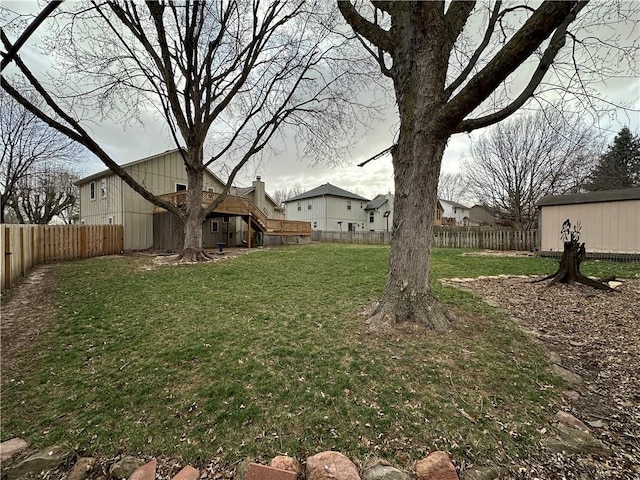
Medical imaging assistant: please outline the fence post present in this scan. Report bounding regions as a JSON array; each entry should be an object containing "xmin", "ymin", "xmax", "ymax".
[
  {"xmin": 20, "ymin": 227, "xmax": 25, "ymax": 277},
  {"xmin": 4, "ymin": 227, "xmax": 11, "ymax": 291}
]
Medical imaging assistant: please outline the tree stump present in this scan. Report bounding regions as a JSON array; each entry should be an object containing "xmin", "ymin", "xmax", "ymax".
[{"xmin": 536, "ymin": 240, "xmax": 613, "ymax": 291}]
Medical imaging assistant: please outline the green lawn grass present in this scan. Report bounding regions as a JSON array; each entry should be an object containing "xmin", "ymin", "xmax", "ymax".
[{"xmin": 2, "ymin": 244, "xmax": 637, "ymax": 467}]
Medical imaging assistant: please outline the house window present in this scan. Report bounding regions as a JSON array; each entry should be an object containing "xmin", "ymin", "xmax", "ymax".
[
  {"xmin": 176, "ymin": 183, "xmax": 187, "ymax": 191},
  {"xmin": 211, "ymin": 220, "xmax": 219, "ymax": 233},
  {"xmin": 101, "ymin": 179, "xmax": 107, "ymax": 198},
  {"xmin": 90, "ymin": 182, "xmax": 96, "ymax": 200},
  {"xmin": 297, "ymin": 202, "xmax": 301, "ymax": 211},
  {"xmin": 207, "ymin": 187, "xmax": 215, "ymax": 192},
  {"xmin": 307, "ymin": 202, "xmax": 312, "ymax": 210},
  {"xmin": 347, "ymin": 200, "xmax": 352, "ymax": 210},
  {"xmin": 369, "ymin": 212, "xmax": 374, "ymax": 223}
]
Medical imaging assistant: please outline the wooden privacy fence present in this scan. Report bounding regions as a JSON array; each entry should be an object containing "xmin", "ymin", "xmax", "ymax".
[
  {"xmin": 313, "ymin": 227, "xmax": 539, "ymax": 251},
  {"xmin": 1, "ymin": 224, "xmax": 123, "ymax": 293},
  {"xmin": 432, "ymin": 227, "xmax": 538, "ymax": 251}
]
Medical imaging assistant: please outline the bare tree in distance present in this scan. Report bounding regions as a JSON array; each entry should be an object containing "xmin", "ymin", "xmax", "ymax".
[
  {"xmin": 272, "ymin": 184, "xmax": 305, "ymax": 207},
  {"xmin": 9, "ymin": 163, "xmax": 79, "ymax": 224},
  {"xmin": 338, "ymin": 1, "xmax": 638, "ymax": 330},
  {"xmin": 0, "ymin": 89, "xmax": 83, "ymax": 224},
  {"xmin": 463, "ymin": 107, "xmax": 603, "ymax": 229},
  {"xmin": 437, "ymin": 172, "xmax": 470, "ymax": 204},
  {"xmin": 1, "ymin": 0, "xmax": 380, "ymax": 260}
]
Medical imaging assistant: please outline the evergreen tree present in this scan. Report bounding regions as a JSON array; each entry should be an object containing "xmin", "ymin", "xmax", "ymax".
[{"xmin": 587, "ymin": 127, "xmax": 640, "ymax": 191}]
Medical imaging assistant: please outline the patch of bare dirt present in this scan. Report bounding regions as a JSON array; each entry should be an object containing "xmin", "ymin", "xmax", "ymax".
[
  {"xmin": 149, "ymin": 247, "xmax": 265, "ymax": 267},
  {"xmin": 445, "ymin": 275, "xmax": 640, "ymax": 479},
  {"xmin": 461, "ymin": 250, "xmax": 538, "ymax": 258},
  {"xmin": 1, "ymin": 264, "xmax": 60, "ymax": 382}
]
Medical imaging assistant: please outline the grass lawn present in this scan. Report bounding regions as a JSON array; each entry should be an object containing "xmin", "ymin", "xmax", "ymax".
[{"xmin": 2, "ymin": 244, "xmax": 636, "ymax": 467}]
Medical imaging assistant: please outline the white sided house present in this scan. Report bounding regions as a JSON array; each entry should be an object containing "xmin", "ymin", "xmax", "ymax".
[
  {"xmin": 537, "ymin": 188, "xmax": 640, "ymax": 258},
  {"xmin": 365, "ymin": 194, "xmax": 394, "ymax": 232},
  {"xmin": 284, "ymin": 183, "xmax": 369, "ymax": 232},
  {"xmin": 439, "ymin": 199, "xmax": 470, "ymax": 226}
]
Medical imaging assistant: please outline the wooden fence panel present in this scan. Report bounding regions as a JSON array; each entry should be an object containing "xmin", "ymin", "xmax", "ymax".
[
  {"xmin": 314, "ymin": 228, "xmax": 539, "ymax": 251},
  {"xmin": 1, "ymin": 224, "xmax": 123, "ymax": 293}
]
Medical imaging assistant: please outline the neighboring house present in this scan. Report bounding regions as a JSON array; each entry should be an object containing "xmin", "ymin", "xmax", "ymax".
[
  {"xmin": 365, "ymin": 194, "xmax": 394, "ymax": 232},
  {"xmin": 284, "ymin": 183, "xmax": 370, "ymax": 232},
  {"xmin": 537, "ymin": 188, "xmax": 640, "ymax": 256},
  {"xmin": 439, "ymin": 199, "xmax": 470, "ymax": 226},
  {"xmin": 77, "ymin": 149, "xmax": 309, "ymax": 250},
  {"xmin": 285, "ymin": 184, "xmax": 446, "ymax": 232},
  {"xmin": 468, "ymin": 204, "xmax": 497, "ymax": 226}
]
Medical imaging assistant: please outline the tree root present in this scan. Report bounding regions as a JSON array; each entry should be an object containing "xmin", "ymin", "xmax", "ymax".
[
  {"xmin": 176, "ymin": 248, "xmax": 213, "ymax": 262},
  {"xmin": 364, "ymin": 292, "xmax": 456, "ymax": 332}
]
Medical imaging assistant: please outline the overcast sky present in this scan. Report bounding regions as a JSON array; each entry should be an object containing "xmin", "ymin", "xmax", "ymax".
[{"xmin": 2, "ymin": 1, "xmax": 639, "ymax": 201}]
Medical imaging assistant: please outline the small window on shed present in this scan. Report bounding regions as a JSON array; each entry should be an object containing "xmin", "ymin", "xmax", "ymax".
[
  {"xmin": 347, "ymin": 200, "xmax": 352, "ymax": 210},
  {"xmin": 297, "ymin": 202, "xmax": 301, "ymax": 211},
  {"xmin": 307, "ymin": 201, "xmax": 312, "ymax": 210},
  {"xmin": 211, "ymin": 220, "xmax": 219, "ymax": 233},
  {"xmin": 176, "ymin": 183, "xmax": 187, "ymax": 191},
  {"xmin": 90, "ymin": 182, "xmax": 96, "ymax": 200},
  {"xmin": 369, "ymin": 212, "xmax": 374, "ymax": 223}
]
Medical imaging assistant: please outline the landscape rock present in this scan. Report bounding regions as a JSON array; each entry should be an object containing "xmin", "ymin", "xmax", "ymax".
[
  {"xmin": 555, "ymin": 410, "xmax": 590, "ymax": 432},
  {"xmin": 235, "ymin": 458, "xmax": 254, "ymax": 480},
  {"xmin": 362, "ymin": 465, "xmax": 411, "ymax": 480},
  {"xmin": 109, "ymin": 456, "xmax": 146, "ymax": 479},
  {"xmin": 551, "ymin": 364, "xmax": 583, "ymax": 385},
  {"xmin": 0, "ymin": 438, "xmax": 28, "ymax": 463},
  {"xmin": 460, "ymin": 466, "xmax": 506, "ymax": 480},
  {"xmin": 306, "ymin": 451, "xmax": 361, "ymax": 480},
  {"xmin": 173, "ymin": 465, "xmax": 201, "ymax": 480},
  {"xmin": 542, "ymin": 424, "xmax": 612, "ymax": 456},
  {"xmin": 562, "ymin": 390, "xmax": 580, "ymax": 401},
  {"xmin": 546, "ymin": 351, "xmax": 561, "ymax": 364},
  {"xmin": 415, "ymin": 451, "xmax": 458, "ymax": 480},
  {"xmin": 270, "ymin": 456, "xmax": 301, "ymax": 475},
  {"xmin": 129, "ymin": 459, "xmax": 157, "ymax": 480},
  {"xmin": 3, "ymin": 445, "xmax": 70, "ymax": 480},
  {"xmin": 68, "ymin": 457, "xmax": 97, "ymax": 480},
  {"xmin": 247, "ymin": 463, "xmax": 296, "ymax": 480}
]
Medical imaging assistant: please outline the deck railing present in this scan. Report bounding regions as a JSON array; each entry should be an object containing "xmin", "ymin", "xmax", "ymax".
[
  {"xmin": 155, "ymin": 191, "xmax": 312, "ymax": 236},
  {"xmin": 155, "ymin": 191, "xmax": 268, "ymax": 230},
  {"xmin": 266, "ymin": 219, "xmax": 312, "ymax": 235}
]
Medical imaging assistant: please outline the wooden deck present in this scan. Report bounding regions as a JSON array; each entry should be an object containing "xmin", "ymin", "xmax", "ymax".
[{"xmin": 154, "ymin": 191, "xmax": 311, "ymax": 236}]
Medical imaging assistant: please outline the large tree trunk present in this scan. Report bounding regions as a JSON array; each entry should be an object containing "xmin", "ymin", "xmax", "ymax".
[
  {"xmin": 178, "ymin": 149, "xmax": 211, "ymax": 262},
  {"xmin": 368, "ymin": 135, "xmax": 453, "ymax": 331},
  {"xmin": 366, "ymin": 6, "xmax": 454, "ymax": 331}
]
